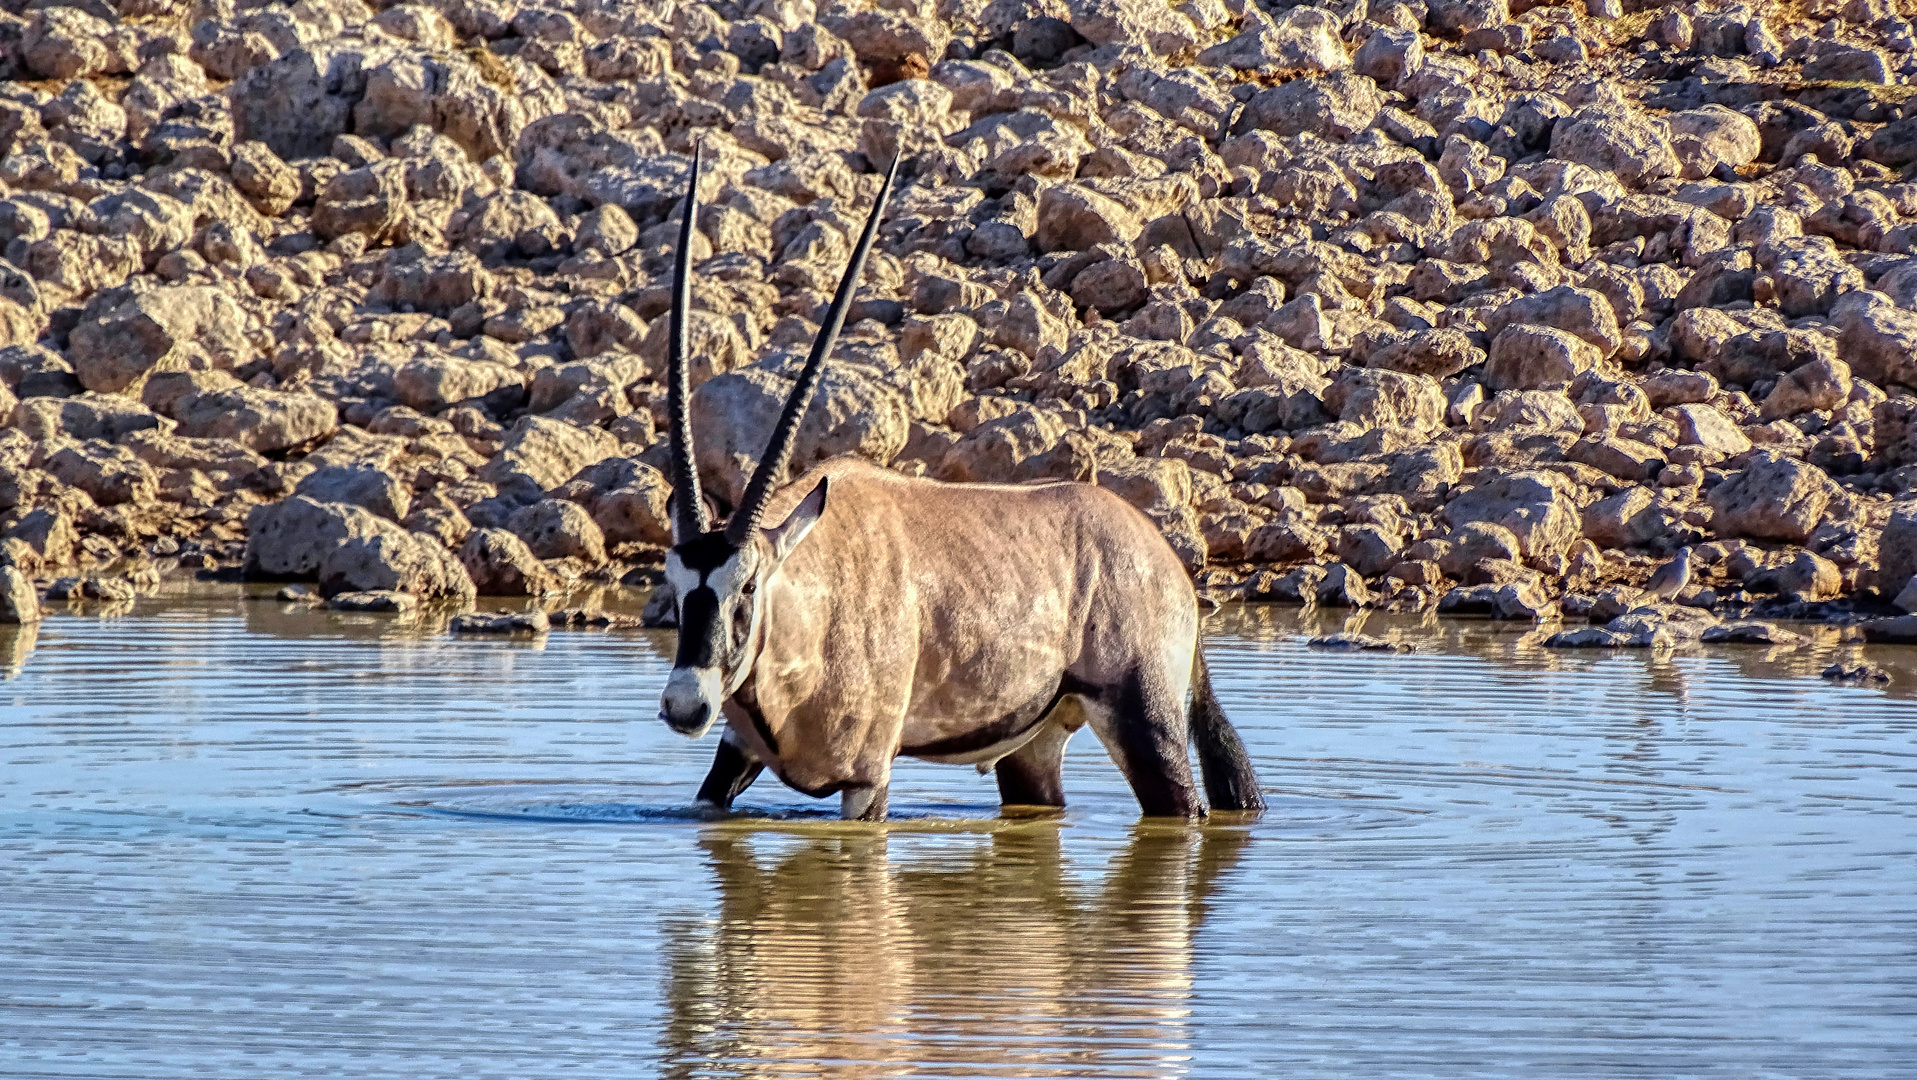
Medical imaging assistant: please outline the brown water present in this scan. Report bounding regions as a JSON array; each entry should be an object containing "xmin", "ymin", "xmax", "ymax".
[{"xmin": 3, "ymin": 586, "xmax": 1915, "ymax": 1079}]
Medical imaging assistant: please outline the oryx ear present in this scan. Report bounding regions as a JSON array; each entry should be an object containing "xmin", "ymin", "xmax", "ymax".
[{"xmin": 764, "ymin": 477, "xmax": 828, "ymax": 562}]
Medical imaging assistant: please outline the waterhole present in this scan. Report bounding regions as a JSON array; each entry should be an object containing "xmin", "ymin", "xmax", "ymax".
[{"xmin": 3, "ymin": 584, "xmax": 1913, "ymax": 1078}]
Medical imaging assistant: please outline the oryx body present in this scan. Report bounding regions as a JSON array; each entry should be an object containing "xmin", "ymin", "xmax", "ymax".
[{"xmin": 654, "ymin": 144, "xmax": 1264, "ymax": 821}]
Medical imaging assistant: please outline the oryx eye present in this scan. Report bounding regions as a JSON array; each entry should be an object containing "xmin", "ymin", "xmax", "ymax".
[{"xmin": 741, "ymin": 580, "xmax": 757, "ymax": 597}]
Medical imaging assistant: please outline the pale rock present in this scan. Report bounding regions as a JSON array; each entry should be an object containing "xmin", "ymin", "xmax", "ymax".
[
  {"xmin": 1878, "ymin": 499, "xmax": 1917, "ymax": 601},
  {"xmin": 1477, "ymin": 390, "xmax": 1584, "ymax": 434},
  {"xmin": 1366, "ymin": 328, "xmax": 1484, "ymax": 379},
  {"xmin": 576, "ymin": 205, "xmax": 638, "ymax": 258},
  {"xmin": 996, "ymin": 293, "xmax": 1073, "ymax": 360},
  {"xmin": 22, "ymin": 7, "xmax": 112, "ymax": 80},
  {"xmin": 319, "ymin": 525, "xmax": 474, "ymax": 600},
  {"xmin": 1548, "ymin": 106, "xmax": 1679, "ymax": 186},
  {"xmin": 10, "ymin": 393, "xmax": 161, "ymax": 442},
  {"xmin": 481, "ymin": 415, "xmax": 621, "ymax": 494},
  {"xmin": 1834, "ymin": 292, "xmax": 1917, "ymax": 390},
  {"xmin": 939, "ymin": 407, "xmax": 1089, "ymax": 484},
  {"xmin": 81, "ymin": 190, "xmax": 194, "ymax": 270},
  {"xmin": 295, "ymin": 464, "xmax": 411, "ymax": 521},
  {"xmin": 174, "ymin": 386, "xmax": 339, "ymax": 454},
  {"xmin": 1666, "ymin": 105, "xmax": 1761, "ymax": 180},
  {"xmin": 1438, "ymin": 581, "xmax": 1553, "ymax": 620},
  {"xmin": 368, "ymin": 250, "xmax": 493, "ymax": 315},
  {"xmin": 1707, "ymin": 453, "xmax": 1837, "ymax": 544},
  {"xmin": 1035, "ymin": 186, "xmax": 1143, "ymax": 253},
  {"xmin": 0, "ymin": 564, "xmax": 39, "ymax": 624},
  {"xmin": 1443, "ymin": 471, "xmax": 1581, "ymax": 563},
  {"xmin": 1098, "ymin": 456, "xmax": 1193, "ymax": 514},
  {"xmin": 459, "ymin": 527, "xmax": 559, "ymax": 596},
  {"xmin": 5, "ymin": 508, "xmax": 78, "ymax": 570},
  {"xmin": 1485, "ymin": 286, "xmax": 1621, "ymax": 358},
  {"xmin": 395, "ymin": 356, "xmax": 526, "ymax": 413},
  {"xmin": 67, "ymin": 285, "xmax": 252, "ymax": 396},
  {"xmin": 245, "ymin": 496, "xmax": 389, "ymax": 578},
  {"xmin": 508, "ymin": 498, "xmax": 607, "ymax": 563},
  {"xmin": 19, "ymin": 232, "xmax": 142, "ymax": 307},
  {"xmin": 1667, "ymin": 403, "xmax": 1751, "ymax": 455},
  {"xmin": 1567, "ymin": 435, "xmax": 1665, "ymax": 483},
  {"xmin": 1067, "ymin": 0, "xmax": 1200, "ymax": 55},
  {"xmin": 1639, "ymin": 370, "xmax": 1718, "ymax": 409},
  {"xmin": 44, "ymin": 443, "xmax": 158, "ymax": 507},
  {"xmin": 1199, "ymin": 10, "xmax": 1348, "ymax": 73},
  {"xmin": 574, "ymin": 459, "xmax": 673, "ymax": 546},
  {"xmin": 1745, "ymin": 550, "xmax": 1841, "ymax": 602},
  {"xmin": 1438, "ymin": 522, "xmax": 1522, "ymax": 578},
  {"xmin": 1761, "ymin": 357, "xmax": 1852, "ymax": 421},
  {"xmin": 1322, "ymin": 368, "xmax": 1444, "ymax": 434},
  {"xmin": 690, "ymin": 364, "xmax": 910, "ymax": 507},
  {"xmin": 564, "ymin": 302, "xmax": 648, "ymax": 359},
  {"xmin": 1353, "ymin": 27, "xmax": 1422, "ymax": 85},
  {"xmin": 637, "ymin": 308, "xmax": 751, "ymax": 385},
  {"xmin": 1234, "ymin": 71, "xmax": 1383, "ymax": 142},
  {"xmin": 1581, "ymin": 486, "xmax": 1685, "ymax": 550},
  {"xmin": 313, "ymin": 162, "xmax": 409, "ymax": 243},
  {"xmin": 1485, "ymin": 325, "xmax": 1598, "ymax": 391}
]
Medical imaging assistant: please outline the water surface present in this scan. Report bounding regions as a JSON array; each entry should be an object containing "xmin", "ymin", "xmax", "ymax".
[{"xmin": 2, "ymin": 587, "xmax": 1914, "ymax": 1078}]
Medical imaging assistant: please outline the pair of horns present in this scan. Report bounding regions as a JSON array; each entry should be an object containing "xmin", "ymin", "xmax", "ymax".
[{"xmin": 667, "ymin": 141, "xmax": 901, "ymax": 545}]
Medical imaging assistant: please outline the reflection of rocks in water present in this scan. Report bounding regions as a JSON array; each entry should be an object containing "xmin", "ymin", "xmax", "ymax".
[
  {"xmin": 660, "ymin": 825, "xmax": 1249, "ymax": 1079},
  {"xmin": 1, "ymin": 622, "xmax": 38, "ymax": 679},
  {"xmin": 65, "ymin": 598, "xmax": 136, "ymax": 620}
]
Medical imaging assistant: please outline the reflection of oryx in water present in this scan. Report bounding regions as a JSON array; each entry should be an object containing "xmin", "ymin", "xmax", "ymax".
[
  {"xmin": 659, "ymin": 826, "xmax": 1249, "ymax": 1078},
  {"xmin": 653, "ymin": 145, "xmax": 1265, "ymax": 821}
]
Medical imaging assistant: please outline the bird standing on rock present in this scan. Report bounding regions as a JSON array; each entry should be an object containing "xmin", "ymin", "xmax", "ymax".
[{"xmin": 1644, "ymin": 547, "xmax": 1694, "ymax": 601}]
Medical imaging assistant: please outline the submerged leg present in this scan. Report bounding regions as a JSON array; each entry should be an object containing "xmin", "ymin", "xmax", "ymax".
[
  {"xmin": 1088, "ymin": 669, "xmax": 1204, "ymax": 820},
  {"xmin": 840, "ymin": 783, "xmax": 889, "ymax": 822},
  {"xmin": 695, "ymin": 729, "xmax": 764, "ymax": 810},
  {"xmin": 994, "ymin": 718, "xmax": 1073, "ymax": 809}
]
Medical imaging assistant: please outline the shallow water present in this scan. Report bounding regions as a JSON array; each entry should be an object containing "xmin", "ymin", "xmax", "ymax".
[{"xmin": 3, "ymin": 586, "xmax": 1915, "ymax": 1079}]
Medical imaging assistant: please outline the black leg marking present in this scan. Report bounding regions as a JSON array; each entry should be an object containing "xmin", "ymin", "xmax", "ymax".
[
  {"xmin": 1106, "ymin": 670, "xmax": 1204, "ymax": 820},
  {"xmin": 695, "ymin": 737, "xmax": 763, "ymax": 809}
]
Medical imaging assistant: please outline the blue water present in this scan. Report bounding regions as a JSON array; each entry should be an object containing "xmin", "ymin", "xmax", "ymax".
[{"xmin": 2, "ymin": 589, "xmax": 1913, "ymax": 1078}]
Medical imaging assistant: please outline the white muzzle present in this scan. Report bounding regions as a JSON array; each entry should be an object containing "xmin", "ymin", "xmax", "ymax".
[{"xmin": 659, "ymin": 666, "xmax": 725, "ymax": 738}]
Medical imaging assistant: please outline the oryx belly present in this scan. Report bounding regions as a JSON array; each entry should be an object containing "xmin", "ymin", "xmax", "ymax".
[{"xmin": 908, "ymin": 719, "xmax": 1047, "ymax": 769}]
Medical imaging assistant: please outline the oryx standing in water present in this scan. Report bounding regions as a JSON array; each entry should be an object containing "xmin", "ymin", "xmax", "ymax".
[{"xmin": 656, "ymin": 145, "xmax": 1266, "ymax": 821}]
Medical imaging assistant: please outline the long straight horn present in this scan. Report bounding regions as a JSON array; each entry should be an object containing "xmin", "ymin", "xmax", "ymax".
[
  {"xmin": 668, "ymin": 141, "xmax": 708, "ymax": 542},
  {"xmin": 725, "ymin": 149, "xmax": 901, "ymax": 544}
]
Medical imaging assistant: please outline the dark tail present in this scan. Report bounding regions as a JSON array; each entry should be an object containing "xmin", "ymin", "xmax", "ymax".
[{"xmin": 1189, "ymin": 653, "xmax": 1266, "ymax": 813}]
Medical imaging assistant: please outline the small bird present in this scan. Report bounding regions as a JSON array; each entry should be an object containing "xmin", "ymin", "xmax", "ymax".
[{"xmin": 1644, "ymin": 546, "xmax": 1694, "ymax": 601}]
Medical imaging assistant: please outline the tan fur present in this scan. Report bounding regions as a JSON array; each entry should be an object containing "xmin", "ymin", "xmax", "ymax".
[{"xmin": 718, "ymin": 458, "xmax": 1198, "ymax": 804}]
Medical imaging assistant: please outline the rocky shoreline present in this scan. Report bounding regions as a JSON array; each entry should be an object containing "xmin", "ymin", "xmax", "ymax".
[{"xmin": 5, "ymin": 0, "xmax": 1917, "ymax": 645}]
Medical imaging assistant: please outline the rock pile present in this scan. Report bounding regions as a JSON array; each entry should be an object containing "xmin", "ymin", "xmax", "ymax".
[{"xmin": 3, "ymin": 0, "xmax": 1917, "ymax": 620}]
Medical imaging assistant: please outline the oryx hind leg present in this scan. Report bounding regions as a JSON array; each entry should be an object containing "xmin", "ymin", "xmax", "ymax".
[
  {"xmin": 694, "ymin": 728, "xmax": 763, "ymax": 811},
  {"xmin": 994, "ymin": 716, "xmax": 1074, "ymax": 810},
  {"xmin": 1086, "ymin": 669, "xmax": 1204, "ymax": 820}
]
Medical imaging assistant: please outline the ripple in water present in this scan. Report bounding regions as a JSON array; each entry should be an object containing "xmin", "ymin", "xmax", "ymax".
[{"xmin": 2, "ymin": 589, "xmax": 1914, "ymax": 1078}]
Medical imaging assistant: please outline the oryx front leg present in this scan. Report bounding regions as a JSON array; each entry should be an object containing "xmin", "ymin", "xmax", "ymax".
[
  {"xmin": 839, "ymin": 785, "xmax": 888, "ymax": 821},
  {"xmin": 695, "ymin": 728, "xmax": 763, "ymax": 811},
  {"xmin": 838, "ymin": 759, "xmax": 892, "ymax": 822}
]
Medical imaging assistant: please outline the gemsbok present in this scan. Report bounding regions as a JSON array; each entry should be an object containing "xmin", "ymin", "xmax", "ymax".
[{"xmin": 656, "ymin": 144, "xmax": 1266, "ymax": 821}]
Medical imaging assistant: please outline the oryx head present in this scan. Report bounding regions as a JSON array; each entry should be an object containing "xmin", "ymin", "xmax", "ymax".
[{"xmin": 656, "ymin": 140, "xmax": 898, "ymax": 738}]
